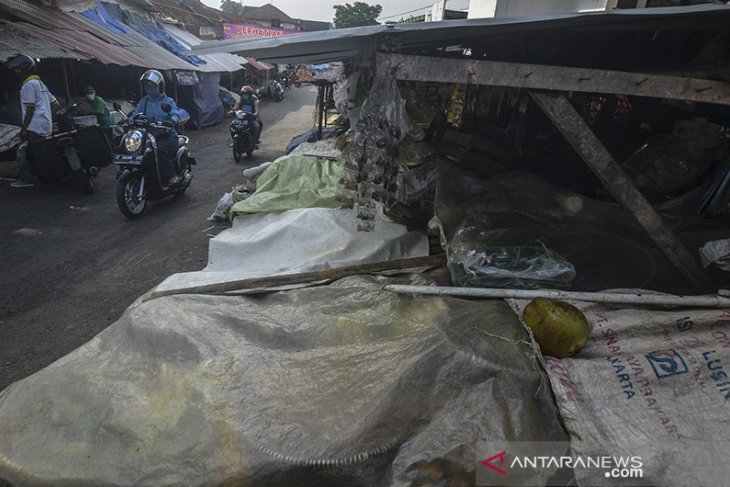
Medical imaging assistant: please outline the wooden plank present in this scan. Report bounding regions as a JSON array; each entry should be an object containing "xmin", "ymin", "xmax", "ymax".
[
  {"xmin": 146, "ymin": 254, "xmax": 447, "ymax": 300},
  {"xmin": 378, "ymin": 52, "xmax": 730, "ymax": 106},
  {"xmin": 529, "ymin": 91, "xmax": 714, "ymax": 293}
]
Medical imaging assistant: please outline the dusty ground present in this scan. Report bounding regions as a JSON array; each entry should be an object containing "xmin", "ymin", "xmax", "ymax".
[{"xmin": 0, "ymin": 85, "xmax": 318, "ymax": 391}]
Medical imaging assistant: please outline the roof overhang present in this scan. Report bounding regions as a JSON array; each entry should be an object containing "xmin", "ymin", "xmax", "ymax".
[{"xmin": 190, "ymin": 4, "xmax": 730, "ymax": 65}]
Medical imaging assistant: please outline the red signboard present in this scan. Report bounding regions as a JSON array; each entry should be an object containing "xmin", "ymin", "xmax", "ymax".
[{"xmin": 223, "ymin": 22, "xmax": 299, "ymax": 39}]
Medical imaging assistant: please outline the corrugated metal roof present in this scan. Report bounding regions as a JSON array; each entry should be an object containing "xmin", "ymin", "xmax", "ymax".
[
  {"xmin": 164, "ymin": 24, "xmax": 247, "ymax": 73},
  {"xmin": 191, "ymin": 3, "xmax": 730, "ymax": 65},
  {"xmin": 0, "ymin": 0, "xmax": 203, "ymax": 70},
  {"xmin": 243, "ymin": 57, "xmax": 275, "ymax": 71},
  {"xmin": 69, "ymin": 11, "xmax": 201, "ymax": 70},
  {"xmin": 12, "ymin": 20, "xmax": 151, "ymax": 67},
  {"xmin": 0, "ymin": 19, "xmax": 90, "ymax": 61},
  {"xmin": 0, "ymin": 0, "xmax": 154, "ymax": 67}
]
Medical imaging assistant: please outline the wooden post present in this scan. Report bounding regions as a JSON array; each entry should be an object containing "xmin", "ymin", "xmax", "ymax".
[
  {"xmin": 61, "ymin": 60, "xmax": 71, "ymax": 106},
  {"xmin": 317, "ymin": 84, "xmax": 324, "ymax": 139},
  {"xmin": 530, "ymin": 91, "xmax": 714, "ymax": 293}
]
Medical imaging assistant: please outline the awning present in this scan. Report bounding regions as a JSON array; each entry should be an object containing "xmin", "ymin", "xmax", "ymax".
[
  {"xmin": 0, "ymin": 19, "xmax": 90, "ymax": 61},
  {"xmin": 0, "ymin": 0, "xmax": 150, "ymax": 67},
  {"xmin": 71, "ymin": 6, "xmax": 202, "ymax": 70},
  {"xmin": 244, "ymin": 57, "xmax": 274, "ymax": 71},
  {"xmin": 164, "ymin": 24, "xmax": 248, "ymax": 73},
  {"xmin": 191, "ymin": 3, "xmax": 730, "ymax": 66}
]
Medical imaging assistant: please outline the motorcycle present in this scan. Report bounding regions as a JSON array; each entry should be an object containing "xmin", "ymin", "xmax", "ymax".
[
  {"xmin": 110, "ymin": 102, "xmax": 131, "ymax": 150},
  {"xmin": 25, "ymin": 103, "xmax": 113, "ymax": 193},
  {"xmin": 271, "ymin": 81, "xmax": 284, "ymax": 102},
  {"xmin": 280, "ymin": 73, "xmax": 291, "ymax": 90},
  {"xmin": 230, "ymin": 108, "xmax": 258, "ymax": 162},
  {"xmin": 113, "ymin": 112, "xmax": 195, "ymax": 219}
]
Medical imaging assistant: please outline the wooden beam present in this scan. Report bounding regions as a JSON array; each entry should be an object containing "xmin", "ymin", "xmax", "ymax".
[
  {"xmin": 145, "ymin": 254, "xmax": 447, "ymax": 300},
  {"xmin": 529, "ymin": 91, "xmax": 713, "ymax": 293},
  {"xmin": 378, "ymin": 52, "xmax": 730, "ymax": 106}
]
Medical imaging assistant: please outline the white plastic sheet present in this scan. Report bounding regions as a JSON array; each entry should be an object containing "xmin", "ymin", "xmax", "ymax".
[{"xmin": 156, "ymin": 207, "xmax": 429, "ymax": 294}]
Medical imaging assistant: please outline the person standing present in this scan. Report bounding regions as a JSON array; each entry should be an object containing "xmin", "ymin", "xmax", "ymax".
[{"xmin": 4, "ymin": 54, "xmax": 59, "ymax": 188}]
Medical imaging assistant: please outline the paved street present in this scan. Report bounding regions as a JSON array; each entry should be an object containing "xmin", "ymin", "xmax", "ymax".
[{"xmin": 0, "ymin": 85, "xmax": 318, "ymax": 390}]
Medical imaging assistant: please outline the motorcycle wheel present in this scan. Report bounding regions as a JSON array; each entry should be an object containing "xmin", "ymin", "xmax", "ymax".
[
  {"xmin": 116, "ymin": 171, "xmax": 147, "ymax": 219},
  {"xmin": 73, "ymin": 170, "xmax": 94, "ymax": 194},
  {"xmin": 233, "ymin": 139, "xmax": 243, "ymax": 162}
]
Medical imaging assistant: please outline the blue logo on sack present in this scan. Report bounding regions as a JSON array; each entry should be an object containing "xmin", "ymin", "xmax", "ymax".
[{"xmin": 645, "ymin": 350, "xmax": 688, "ymax": 379}]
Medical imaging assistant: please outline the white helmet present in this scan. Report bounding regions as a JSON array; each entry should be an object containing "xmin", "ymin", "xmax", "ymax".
[{"xmin": 140, "ymin": 69, "xmax": 165, "ymax": 95}]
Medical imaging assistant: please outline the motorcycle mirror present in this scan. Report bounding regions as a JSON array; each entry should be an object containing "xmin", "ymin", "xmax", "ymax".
[
  {"xmin": 113, "ymin": 102, "xmax": 122, "ymax": 111},
  {"xmin": 161, "ymin": 103, "xmax": 171, "ymax": 113}
]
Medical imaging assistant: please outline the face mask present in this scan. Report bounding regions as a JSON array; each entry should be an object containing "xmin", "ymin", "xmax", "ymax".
[
  {"xmin": 86, "ymin": 93, "xmax": 95, "ymax": 101},
  {"xmin": 242, "ymin": 94, "xmax": 250, "ymax": 101},
  {"xmin": 145, "ymin": 85, "xmax": 159, "ymax": 97}
]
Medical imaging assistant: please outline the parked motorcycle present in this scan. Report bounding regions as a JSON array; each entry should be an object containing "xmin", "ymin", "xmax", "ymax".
[
  {"xmin": 230, "ymin": 108, "xmax": 258, "ymax": 162},
  {"xmin": 113, "ymin": 113, "xmax": 195, "ymax": 219},
  {"xmin": 110, "ymin": 102, "xmax": 131, "ymax": 150},
  {"xmin": 25, "ymin": 103, "xmax": 112, "ymax": 193}
]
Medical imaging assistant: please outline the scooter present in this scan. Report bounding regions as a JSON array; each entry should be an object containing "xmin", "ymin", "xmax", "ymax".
[
  {"xmin": 280, "ymin": 73, "xmax": 291, "ymax": 90},
  {"xmin": 230, "ymin": 108, "xmax": 258, "ymax": 162},
  {"xmin": 113, "ymin": 113, "xmax": 195, "ymax": 219},
  {"xmin": 25, "ymin": 103, "xmax": 113, "ymax": 193},
  {"xmin": 271, "ymin": 81, "xmax": 284, "ymax": 102}
]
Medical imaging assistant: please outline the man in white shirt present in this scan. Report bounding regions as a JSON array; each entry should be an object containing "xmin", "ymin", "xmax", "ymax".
[{"xmin": 4, "ymin": 54, "xmax": 60, "ymax": 188}]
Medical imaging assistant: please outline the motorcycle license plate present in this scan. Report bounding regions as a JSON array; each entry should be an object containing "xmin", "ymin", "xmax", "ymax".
[{"xmin": 113, "ymin": 154, "xmax": 143, "ymax": 164}]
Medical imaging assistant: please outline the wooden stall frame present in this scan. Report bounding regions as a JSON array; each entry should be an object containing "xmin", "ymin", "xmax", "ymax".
[{"xmin": 377, "ymin": 52, "xmax": 717, "ymax": 292}]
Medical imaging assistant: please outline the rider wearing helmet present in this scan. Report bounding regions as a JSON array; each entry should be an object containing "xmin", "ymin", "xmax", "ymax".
[
  {"xmin": 232, "ymin": 85, "xmax": 262, "ymax": 145},
  {"xmin": 130, "ymin": 70, "xmax": 181, "ymax": 186},
  {"xmin": 4, "ymin": 54, "xmax": 60, "ymax": 188}
]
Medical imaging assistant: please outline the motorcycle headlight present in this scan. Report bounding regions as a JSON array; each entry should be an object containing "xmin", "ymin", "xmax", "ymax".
[{"xmin": 123, "ymin": 130, "xmax": 143, "ymax": 153}]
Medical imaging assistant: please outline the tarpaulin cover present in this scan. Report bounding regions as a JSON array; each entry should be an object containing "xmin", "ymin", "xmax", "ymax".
[
  {"xmin": 435, "ymin": 163, "xmax": 689, "ymax": 294},
  {"xmin": 177, "ymin": 72, "xmax": 224, "ymax": 128},
  {"xmin": 125, "ymin": 12, "xmax": 205, "ymax": 66},
  {"xmin": 508, "ymin": 297, "xmax": 730, "ymax": 486},
  {"xmin": 0, "ymin": 276, "xmax": 566, "ymax": 486},
  {"xmin": 154, "ymin": 207, "xmax": 429, "ymax": 295},
  {"xmin": 0, "ymin": 124, "xmax": 20, "ymax": 153},
  {"xmin": 230, "ymin": 154, "xmax": 343, "ymax": 218}
]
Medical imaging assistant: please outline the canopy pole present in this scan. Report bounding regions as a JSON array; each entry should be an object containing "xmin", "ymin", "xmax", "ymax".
[{"xmin": 317, "ymin": 84, "xmax": 324, "ymax": 139}]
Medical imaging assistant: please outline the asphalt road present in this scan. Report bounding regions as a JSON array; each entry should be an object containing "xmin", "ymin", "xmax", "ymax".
[{"xmin": 0, "ymin": 85, "xmax": 318, "ymax": 391}]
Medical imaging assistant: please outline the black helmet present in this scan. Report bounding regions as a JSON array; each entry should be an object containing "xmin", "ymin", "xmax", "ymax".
[
  {"xmin": 4, "ymin": 54, "xmax": 36, "ymax": 77},
  {"xmin": 140, "ymin": 69, "xmax": 165, "ymax": 95}
]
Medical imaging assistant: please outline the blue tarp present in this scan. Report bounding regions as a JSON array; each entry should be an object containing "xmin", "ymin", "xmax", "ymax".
[
  {"xmin": 79, "ymin": 2, "xmax": 129, "ymax": 35},
  {"xmin": 80, "ymin": 2, "xmax": 205, "ymax": 66},
  {"xmin": 126, "ymin": 12, "xmax": 205, "ymax": 66},
  {"xmin": 178, "ymin": 72, "xmax": 223, "ymax": 128}
]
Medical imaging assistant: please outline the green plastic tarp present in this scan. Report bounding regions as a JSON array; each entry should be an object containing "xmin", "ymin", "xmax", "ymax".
[{"xmin": 230, "ymin": 154, "xmax": 343, "ymax": 218}]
